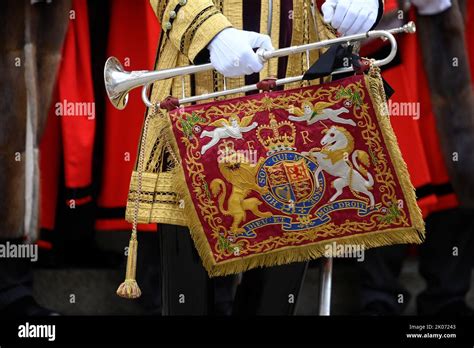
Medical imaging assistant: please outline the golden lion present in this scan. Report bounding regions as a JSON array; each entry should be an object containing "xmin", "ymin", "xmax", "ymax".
[{"xmin": 210, "ymin": 151, "xmax": 271, "ymax": 234}]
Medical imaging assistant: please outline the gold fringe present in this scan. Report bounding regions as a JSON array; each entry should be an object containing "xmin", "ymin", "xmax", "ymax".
[
  {"xmin": 161, "ymin": 69, "xmax": 425, "ymax": 277},
  {"xmin": 365, "ymin": 65, "xmax": 425, "ymax": 236},
  {"xmin": 209, "ymin": 227, "xmax": 422, "ymax": 276}
]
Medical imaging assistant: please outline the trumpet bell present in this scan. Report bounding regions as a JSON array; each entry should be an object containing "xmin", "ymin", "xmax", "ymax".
[{"xmin": 104, "ymin": 57, "xmax": 129, "ymax": 110}]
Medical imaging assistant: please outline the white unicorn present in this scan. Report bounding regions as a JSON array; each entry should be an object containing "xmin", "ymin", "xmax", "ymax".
[{"xmin": 302, "ymin": 125, "xmax": 375, "ymax": 207}]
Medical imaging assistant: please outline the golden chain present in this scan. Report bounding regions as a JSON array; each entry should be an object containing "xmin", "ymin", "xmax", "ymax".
[
  {"xmin": 132, "ymin": 110, "xmax": 153, "ymax": 237},
  {"xmin": 165, "ymin": 141, "xmax": 181, "ymax": 166}
]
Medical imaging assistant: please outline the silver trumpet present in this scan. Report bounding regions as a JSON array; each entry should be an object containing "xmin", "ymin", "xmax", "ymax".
[{"xmin": 104, "ymin": 21, "xmax": 416, "ymax": 110}]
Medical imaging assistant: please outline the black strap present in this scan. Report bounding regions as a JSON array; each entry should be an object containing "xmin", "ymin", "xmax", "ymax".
[
  {"xmin": 303, "ymin": 44, "xmax": 395, "ymax": 99},
  {"xmin": 382, "ymin": 78, "xmax": 395, "ymax": 99},
  {"xmin": 303, "ymin": 44, "xmax": 353, "ymax": 80}
]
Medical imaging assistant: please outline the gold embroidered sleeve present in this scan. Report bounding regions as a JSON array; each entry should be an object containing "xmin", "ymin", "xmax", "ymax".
[{"xmin": 149, "ymin": 0, "xmax": 232, "ymax": 63}]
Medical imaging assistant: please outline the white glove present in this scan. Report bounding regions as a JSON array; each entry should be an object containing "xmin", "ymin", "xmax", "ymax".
[
  {"xmin": 207, "ymin": 27, "xmax": 274, "ymax": 77},
  {"xmin": 321, "ymin": 0, "xmax": 379, "ymax": 36},
  {"xmin": 410, "ymin": 0, "xmax": 452, "ymax": 15}
]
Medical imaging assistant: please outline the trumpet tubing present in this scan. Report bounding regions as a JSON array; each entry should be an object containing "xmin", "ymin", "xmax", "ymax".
[{"xmin": 104, "ymin": 22, "xmax": 416, "ymax": 110}]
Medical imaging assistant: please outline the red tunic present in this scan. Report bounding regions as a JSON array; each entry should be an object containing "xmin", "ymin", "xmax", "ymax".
[
  {"xmin": 95, "ymin": 0, "xmax": 160, "ymax": 232},
  {"xmin": 378, "ymin": 9, "xmax": 460, "ymax": 218},
  {"xmin": 40, "ymin": 0, "xmax": 95, "ymax": 231}
]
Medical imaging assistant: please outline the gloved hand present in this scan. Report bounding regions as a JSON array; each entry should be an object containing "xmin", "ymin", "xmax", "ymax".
[
  {"xmin": 410, "ymin": 0, "xmax": 452, "ymax": 15},
  {"xmin": 207, "ymin": 27, "xmax": 274, "ymax": 77},
  {"xmin": 321, "ymin": 0, "xmax": 380, "ymax": 36}
]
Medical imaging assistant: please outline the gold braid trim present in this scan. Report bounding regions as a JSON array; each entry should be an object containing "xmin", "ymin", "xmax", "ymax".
[
  {"xmin": 258, "ymin": 0, "xmax": 270, "ymax": 82},
  {"xmin": 285, "ymin": 0, "xmax": 304, "ymax": 90},
  {"xmin": 161, "ymin": 0, "xmax": 186, "ymax": 31},
  {"xmin": 268, "ymin": 0, "xmax": 281, "ymax": 79},
  {"xmin": 186, "ymin": 11, "xmax": 232, "ymax": 62},
  {"xmin": 162, "ymin": 0, "xmax": 232, "ymax": 62},
  {"xmin": 211, "ymin": 0, "xmax": 225, "ymax": 95},
  {"xmin": 149, "ymin": 0, "xmax": 170, "ymax": 22},
  {"xmin": 365, "ymin": 65, "xmax": 425, "ymax": 235},
  {"xmin": 179, "ymin": 6, "xmax": 220, "ymax": 56}
]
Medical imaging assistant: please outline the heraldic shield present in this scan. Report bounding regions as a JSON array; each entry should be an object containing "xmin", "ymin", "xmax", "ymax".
[{"xmin": 162, "ymin": 68, "xmax": 425, "ymax": 277}]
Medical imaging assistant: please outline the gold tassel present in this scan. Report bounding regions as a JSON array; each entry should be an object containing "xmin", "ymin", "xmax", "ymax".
[
  {"xmin": 117, "ymin": 106, "xmax": 157, "ymax": 299},
  {"xmin": 116, "ymin": 232, "xmax": 141, "ymax": 299}
]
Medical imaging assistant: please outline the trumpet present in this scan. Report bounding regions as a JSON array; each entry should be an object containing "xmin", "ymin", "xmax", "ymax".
[{"xmin": 104, "ymin": 21, "xmax": 416, "ymax": 110}]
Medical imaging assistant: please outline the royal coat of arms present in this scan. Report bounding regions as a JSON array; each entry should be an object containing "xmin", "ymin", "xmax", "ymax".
[{"xmin": 164, "ymin": 71, "xmax": 424, "ymax": 276}]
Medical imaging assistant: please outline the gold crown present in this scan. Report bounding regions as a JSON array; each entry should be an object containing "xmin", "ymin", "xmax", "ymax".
[{"xmin": 256, "ymin": 114, "xmax": 296, "ymax": 153}]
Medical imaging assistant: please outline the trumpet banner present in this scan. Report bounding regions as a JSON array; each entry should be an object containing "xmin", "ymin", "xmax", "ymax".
[{"xmin": 164, "ymin": 70, "xmax": 424, "ymax": 276}]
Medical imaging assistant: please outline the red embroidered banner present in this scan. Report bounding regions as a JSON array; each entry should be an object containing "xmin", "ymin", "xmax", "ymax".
[{"xmin": 166, "ymin": 71, "xmax": 424, "ymax": 276}]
